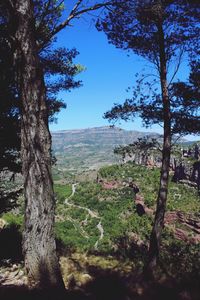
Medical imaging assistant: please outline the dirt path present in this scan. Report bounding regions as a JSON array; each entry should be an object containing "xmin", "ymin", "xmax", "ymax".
[
  {"xmin": 94, "ymin": 221, "xmax": 104, "ymax": 249},
  {"xmin": 64, "ymin": 183, "xmax": 104, "ymax": 249}
]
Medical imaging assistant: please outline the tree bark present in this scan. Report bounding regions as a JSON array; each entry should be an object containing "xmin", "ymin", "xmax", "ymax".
[
  {"xmin": 13, "ymin": 0, "xmax": 64, "ymax": 290},
  {"xmin": 144, "ymin": 19, "xmax": 171, "ymax": 277}
]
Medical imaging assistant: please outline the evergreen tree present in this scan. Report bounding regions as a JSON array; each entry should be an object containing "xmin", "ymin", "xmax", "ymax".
[
  {"xmin": 0, "ymin": 1, "xmax": 82, "ymax": 175},
  {"xmin": 5, "ymin": 0, "xmax": 113, "ymax": 290},
  {"xmin": 171, "ymin": 58, "xmax": 200, "ymax": 135},
  {"xmin": 97, "ymin": 0, "xmax": 200, "ymax": 275},
  {"xmin": 0, "ymin": 1, "xmax": 82, "ymax": 219}
]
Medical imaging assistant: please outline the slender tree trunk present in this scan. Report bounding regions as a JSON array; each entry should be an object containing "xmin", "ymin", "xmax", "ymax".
[
  {"xmin": 13, "ymin": 0, "xmax": 64, "ymax": 290},
  {"xmin": 144, "ymin": 20, "xmax": 171, "ymax": 277}
]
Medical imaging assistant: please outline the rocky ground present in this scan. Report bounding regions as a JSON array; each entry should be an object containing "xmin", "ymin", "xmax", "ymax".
[
  {"xmin": 0, "ymin": 261, "xmax": 27, "ymax": 286},
  {"xmin": 0, "ymin": 256, "xmax": 200, "ymax": 300}
]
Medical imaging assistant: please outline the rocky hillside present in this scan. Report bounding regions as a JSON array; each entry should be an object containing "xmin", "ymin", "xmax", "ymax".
[
  {"xmin": 51, "ymin": 126, "xmax": 161, "ymax": 174},
  {"xmin": 52, "ymin": 126, "xmax": 161, "ymax": 150}
]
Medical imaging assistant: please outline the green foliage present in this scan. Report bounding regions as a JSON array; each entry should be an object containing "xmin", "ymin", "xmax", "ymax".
[
  {"xmin": 1, "ymin": 162, "xmax": 199, "ymax": 281},
  {"xmin": 54, "ymin": 163, "xmax": 200, "ymax": 255},
  {"xmin": 0, "ymin": 0, "xmax": 83, "ymax": 177},
  {"xmin": 54, "ymin": 184, "xmax": 72, "ymax": 204},
  {"xmin": 160, "ymin": 237, "xmax": 200, "ymax": 284},
  {"xmin": 99, "ymin": 164, "xmax": 124, "ymax": 180},
  {"xmin": 98, "ymin": 1, "xmax": 200, "ymax": 135},
  {"xmin": 55, "ymin": 221, "xmax": 86, "ymax": 250},
  {"xmin": 2, "ymin": 212, "xmax": 23, "ymax": 228},
  {"xmin": 99, "ymin": 162, "xmax": 200, "ymax": 212},
  {"xmin": 56, "ymin": 181, "xmax": 133, "ymax": 252},
  {"xmin": 167, "ymin": 182, "xmax": 199, "ymax": 212}
]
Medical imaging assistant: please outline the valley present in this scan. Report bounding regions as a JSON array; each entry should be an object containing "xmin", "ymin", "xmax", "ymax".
[
  {"xmin": 51, "ymin": 126, "xmax": 162, "ymax": 176},
  {"xmin": 1, "ymin": 127, "xmax": 200, "ymax": 298}
]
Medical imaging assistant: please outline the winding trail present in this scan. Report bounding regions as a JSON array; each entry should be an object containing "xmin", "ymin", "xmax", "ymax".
[
  {"xmin": 94, "ymin": 221, "xmax": 104, "ymax": 249},
  {"xmin": 64, "ymin": 183, "xmax": 104, "ymax": 249}
]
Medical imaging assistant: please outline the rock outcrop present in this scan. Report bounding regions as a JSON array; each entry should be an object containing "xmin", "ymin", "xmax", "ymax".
[
  {"xmin": 172, "ymin": 160, "xmax": 200, "ymax": 192},
  {"xmin": 123, "ymin": 142, "xmax": 200, "ymax": 191},
  {"xmin": 130, "ymin": 182, "xmax": 200, "ymax": 244}
]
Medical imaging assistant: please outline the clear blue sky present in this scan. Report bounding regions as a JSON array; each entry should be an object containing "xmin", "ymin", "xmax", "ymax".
[{"xmin": 49, "ymin": 7, "xmax": 199, "ymax": 141}]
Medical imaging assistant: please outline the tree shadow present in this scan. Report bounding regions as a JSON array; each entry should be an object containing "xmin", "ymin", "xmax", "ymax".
[
  {"xmin": 84, "ymin": 267, "xmax": 132, "ymax": 300},
  {"xmin": 0, "ymin": 238, "xmax": 200, "ymax": 300},
  {"xmin": 0, "ymin": 264, "xmax": 200, "ymax": 300},
  {"xmin": 0, "ymin": 187, "xmax": 22, "ymax": 215},
  {"xmin": 83, "ymin": 266, "xmax": 185, "ymax": 300},
  {"xmin": 0, "ymin": 224, "xmax": 23, "ymax": 265}
]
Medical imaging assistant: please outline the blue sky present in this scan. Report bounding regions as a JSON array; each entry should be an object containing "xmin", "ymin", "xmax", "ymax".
[
  {"xmin": 49, "ymin": 6, "xmax": 199, "ymax": 141},
  {"xmin": 49, "ymin": 17, "xmax": 161, "ymax": 133}
]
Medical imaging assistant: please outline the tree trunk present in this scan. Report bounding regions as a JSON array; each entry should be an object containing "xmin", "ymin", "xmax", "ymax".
[
  {"xmin": 144, "ymin": 20, "xmax": 171, "ymax": 277},
  {"xmin": 13, "ymin": 0, "xmax": 64, "ymax": 290}
]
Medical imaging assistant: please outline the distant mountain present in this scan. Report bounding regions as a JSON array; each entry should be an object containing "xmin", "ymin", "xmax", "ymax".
[
  {"xmin": 51, "ymin": 126, "xmax": 162, "ymax": 174},
  {"xmin": 52, "ymin": 126, "xmax": 162, "ymax": 150}
]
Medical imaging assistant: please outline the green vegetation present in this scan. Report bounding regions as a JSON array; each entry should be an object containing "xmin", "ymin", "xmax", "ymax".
[
  {"xmin": 54, "ymin": 184, "xmax": 72, "ymax": 204},
  {"xmin": 3, "ymin": 163, "xmax": 199, "ymax": 261},
  {"xmin": 55, "ymin": 163, "xmax": 200, "ymax": 267},
  {"xmin": 55, "ymin": 181, "xmax": 142, "ymax": 253},
  {"xmin": 2, "ymin": 162, "xmax": 199, "ymax": 283},
  {"xmin": 52, "ymin": 168, "xmax": 75, "ymax": 183},
  {"xmin": 1, "ymin": 212, "xmax": 23, "ymax": 228},
  {"xmin": 160, "ymin": 238, "xmax": 200, "ymax": 284},
  {"xmin": 99, "ymin": 163, "xmax": 200, "ymax": 212}
]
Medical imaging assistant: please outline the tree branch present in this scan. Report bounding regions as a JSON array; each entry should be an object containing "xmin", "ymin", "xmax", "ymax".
[
  {"xmin": 168, "ymin": 47, "xmax": 184, "ymax": 88},
  {"xmin": 35, "ymin": 0, "xmax": 53, "ymax": 31},
  {"xmin": 39, "ymin": 1, "xmax": 113, "ymax": 48},
  {"xmin": 171, "ymin": 133, "xmax": 184, "ymax": 148},
  {"xmin": 53, "ymin": 1, "xmax": 113, "ymax": 34}
]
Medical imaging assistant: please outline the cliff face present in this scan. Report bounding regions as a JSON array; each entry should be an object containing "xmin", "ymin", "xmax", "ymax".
[
  {"xmin": 172, "ymin": 160, "xmax": 200, "ymax": 190},
  {"xmin": 171, "ymin": 145, "xmax": 200, "ymax": 192},
  {"xmin": 126, "ymin": 143, "xmax": 200, "ymax": 192}
]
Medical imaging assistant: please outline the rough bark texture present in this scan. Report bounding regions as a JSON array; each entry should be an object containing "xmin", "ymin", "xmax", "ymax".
[
  {"xmin": 13, "ymin": 0, "xmax": 64, "ymax": 290},
  {"xmin": 144, "ymin": 19, "xmax": 171, "ymax": 276}
]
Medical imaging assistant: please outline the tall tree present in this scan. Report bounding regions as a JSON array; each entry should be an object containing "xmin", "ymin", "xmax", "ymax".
[
  {"xmin": 6, "ymin": 0, "xmax": 113, "ymax": 290},
  {"xmin": 7, "ymin": 0, "xmax": 65, "ymax": 289},
  {"xmin": 0, "ymin": 1, "xmax": 81, "ymax": 220},
  {"xmin": 97, "ymin": 0, "xmax": 200, "ymax": 276},
  {"xmin": 0, "ymin": 1, "xmax": 82, "ymax": 175}
]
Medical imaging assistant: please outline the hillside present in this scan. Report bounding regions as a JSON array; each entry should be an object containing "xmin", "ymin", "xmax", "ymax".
[
  {"xmin": 1, "ymin": 127, "xmax": 199, "ymax": 297},
  {"xmin": 1, "ymin": 162, "xmax": 200, "ymax": 298},
  {"xmin": 51, "ymin": 126, "xmax": 161, "ymax": 175},
  {"xmin": 54, "ymin": 163, "xmax": 200, "ymax": 252}
]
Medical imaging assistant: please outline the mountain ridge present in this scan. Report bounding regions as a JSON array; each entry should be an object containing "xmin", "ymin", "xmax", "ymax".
[
  {"xmin": 51, "ymin": 126, "xmax": 162, "ymax": 148},
  {"xmin": 51, "ymin": 126, "xmax": 162, "ymax": 174},
  {"xmin": 51, "ymin": 125, "xmax": 159, "ymax": 134}
]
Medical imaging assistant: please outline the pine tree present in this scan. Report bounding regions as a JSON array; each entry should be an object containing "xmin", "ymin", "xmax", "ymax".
[
  {"xmin": 5, "ymin": 0, "xmax": 113, "ymax": 290},
  {"xmin": 97, "ymin": 0, "xmax": 200, "ymax": 276}
]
